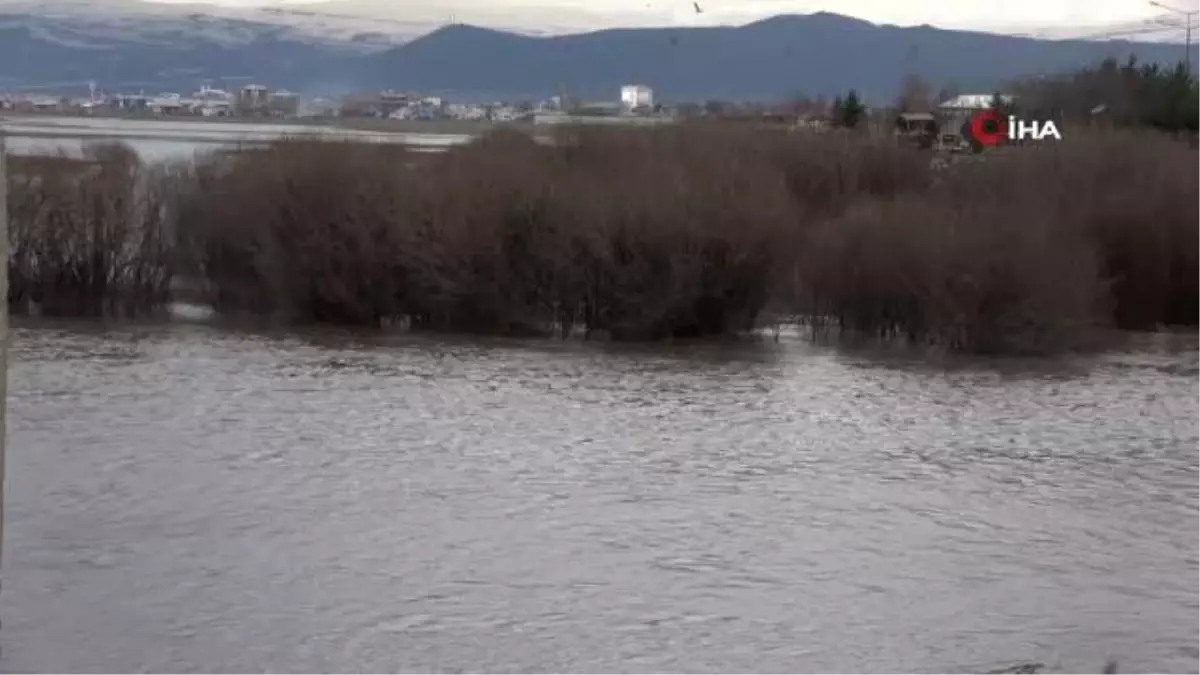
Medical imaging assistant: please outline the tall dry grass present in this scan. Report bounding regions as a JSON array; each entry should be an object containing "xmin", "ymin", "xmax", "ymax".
[{"xmin": 6, "ymin": 125, "xmax": 1197, "ymax": 354}]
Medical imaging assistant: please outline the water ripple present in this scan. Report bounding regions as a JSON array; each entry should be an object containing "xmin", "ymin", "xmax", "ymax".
[{"xmin": 2, "ymin": 323, "xmax": 1196, "ymax": 673}]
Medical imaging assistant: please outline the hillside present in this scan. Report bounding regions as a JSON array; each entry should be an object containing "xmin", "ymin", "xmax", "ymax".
[
  {"xmin": 358, "ymin": 14, "xmax": 1191, "ymax": 102},
  {"xmin": 0, "ymin": 3, "xmax": 1189, "ymax": 102},
  {"xmin": 0, "ymin": 0, "xmax": 363, "ymax": 93}
]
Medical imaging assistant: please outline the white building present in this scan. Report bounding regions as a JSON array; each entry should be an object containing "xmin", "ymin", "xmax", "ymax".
[
  {"xmin": 620, "ymin": 85, "xmax": 654, "ymax": 112},
  {"xmin": 298, "ymin": 97, "xmax": 338, "ymax": 118},
  {"xmin": 267, "ymin": 90, "xmax": 300, "ymax": 117},
  {"xmin": 198, "ymin": 101, "xmax": 232, "ymax": 117},
  {"xmin": 148, "ymin": 94, "xmax": 185, "ymax": 114},
  {"xmin": 238, "ymin": 84, "xmax": 270, "ymax": 113},
  {"xmin": 193, "ymin": 85, "xmax": 232, "ymax": 102},
  {"xmin": 936, "ymin": 93, "xmax": 1013, "ymax": 111},
  {"xmin": 935, "ymin": 93, "xmax": 1016, "ymax": 148},
  {"xmin": 446, "ymin": 103, "xmax": 489, "ymax": 120}
]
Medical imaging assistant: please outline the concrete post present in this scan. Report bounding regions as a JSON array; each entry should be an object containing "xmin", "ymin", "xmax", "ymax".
[{"xmin": 0, "ymin": 123, "xmax": 9, "ymax": 630}]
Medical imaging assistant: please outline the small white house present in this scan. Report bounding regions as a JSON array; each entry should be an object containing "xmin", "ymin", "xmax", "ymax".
[{"xmin": 620, "ymin": 85, "xmax": 654, "ymax": 112}]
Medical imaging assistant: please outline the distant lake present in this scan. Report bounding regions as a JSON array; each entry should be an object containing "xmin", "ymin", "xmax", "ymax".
[{"xmin": 1, "ymin": 115, "xmax": 474, "ymax": 161}]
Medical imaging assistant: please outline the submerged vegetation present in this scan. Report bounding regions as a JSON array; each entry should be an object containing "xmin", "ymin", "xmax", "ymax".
[
  {"xmin": 5, "ymin": 120, "xmax": 1197, "ymax": 355},
  {"xmin": 6, "ymin": 143, "xmax": 173, "ymax": 318}
]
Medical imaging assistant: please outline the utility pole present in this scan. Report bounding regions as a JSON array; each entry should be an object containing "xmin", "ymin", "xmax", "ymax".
[{"xmin": 1150, "ymin": 0, "xmax": 1198, "ymax": 72}]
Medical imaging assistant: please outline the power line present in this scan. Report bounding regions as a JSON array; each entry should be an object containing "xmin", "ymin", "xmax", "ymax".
[
  {"xmin": 1015, "ymin": 14, "xmax": 1189, "ymax": 41},
  {"xmin": 1148, "ymin": 0, "xmax": 1197, "ymax": 71},
  {"xmin": 1080, "ymin": 25, "xmax": 1187, "ymax": 40}
]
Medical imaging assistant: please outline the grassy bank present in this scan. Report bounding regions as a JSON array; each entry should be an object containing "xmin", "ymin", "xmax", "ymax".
[{"xmin": 6, "ymin": 124, "xmax": 1197, "ymax": 354}]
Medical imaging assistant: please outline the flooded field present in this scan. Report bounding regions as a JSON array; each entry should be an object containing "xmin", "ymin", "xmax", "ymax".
[
  {"xmin": 1, "ymin": 115, "xmax": 472, "ymax": 161},
  {"xmin": 1, "ymin": 321, "xmax": 1196, "ymax": 673}
]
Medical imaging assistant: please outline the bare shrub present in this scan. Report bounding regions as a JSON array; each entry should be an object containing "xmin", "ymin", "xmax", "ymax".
[
  {"xmin": 793, "ymin": 192, "xmax": 1105, "ymax": 354},
  {"xmin": 787, "ymin": 129, "xmax": 1197, "ymax": 352},
  {"xmin": 938, "ymin": 130, "xmax": 1198, "ymax": 330},
  {"xmin": 7, "ymin": 142, "xmax": 172, "ymax": 317},
  {"xmin": 11, "ymin": 124, "xmax": 1195, "ymax": 354},
  {"xmin": 1046, "ymin": 131, "xmax": 1197, "ymax": 329},
  {"xmin": 172, "ymin": 139, "xmax": 417, "ymax": 324},
  {"xmin": 542, "ymin": 125, "xmax": 795, "ymax": 339},
  {"xmin": 176, "ymin": 127, "xmax": 799, "ymax": 339}
]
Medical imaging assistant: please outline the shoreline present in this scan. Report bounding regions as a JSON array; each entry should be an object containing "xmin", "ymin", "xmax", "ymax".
[
  {"xmin": 2, "ymin": 128, "xmax": 474, "ymax": 149},
  {"xmin": 0, "ymin": 112, "xmax": 524, "ymax": 137},
  {"xmin": 0, "ymin": 114, "xmax": 552, "ymax": 155}
]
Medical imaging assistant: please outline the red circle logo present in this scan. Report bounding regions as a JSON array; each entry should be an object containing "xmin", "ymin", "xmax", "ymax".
[{"xmin": 969, "ymin": 109, "xmax": 1007, "ymax": 147}]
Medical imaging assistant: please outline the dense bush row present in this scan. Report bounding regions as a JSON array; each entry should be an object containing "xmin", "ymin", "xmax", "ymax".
[{"xmin": 6, "ymin": 123, "xmax": 1197, "ymax": 354}]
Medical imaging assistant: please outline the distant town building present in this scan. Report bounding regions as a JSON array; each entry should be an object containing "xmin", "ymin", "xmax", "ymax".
[
  {"xmin": 298, "ymin": 97, "xmax": 338, "ymax": 118},
  {"xmin": 488, "ymin": 105, "xmax": 522, "ymax": 122},
  {"xmin": 17, "ymin": 95, "xmax": 65, "ymax": 112},
  {"xmin": 193, "ymin": 85, "xmax": 231, "ymax": 103},
  {"xmin": 113, "ymin": 93, "xmax": 149, "ymax": 111},
  {"xmin": 197, "ymin": 102, "xmax": 232, "ymax": 117},
  {"xmin": 577, "ymin": 101, "xmax": 624, "ymax": 116},
  {"xmin": 189, "ymin": 85, "xmax": 233, "ymax": 116},
  {"xmin": 620, "ymin": 85, "xmax": 654, "ymax": 113},
  {"xmin": 149, "ymin": 93, "xmax": 185, "ymax": 115},
  {"xmin": 339, "ymin": 90, "xmax": 409, "ymax": 118},
  {"xmin": 238, "ymin": 85, "xmax": 270, "ymax": 116},
  {"xmin": 446, "ymin": 103, "xmax": 489, "ymax": 121},
  {"xmin": 267, "ymin": 90, "xmax": 300, "ymax": 118}
]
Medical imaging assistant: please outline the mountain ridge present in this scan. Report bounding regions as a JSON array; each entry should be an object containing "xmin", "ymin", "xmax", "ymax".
[
  {"xmin": 0, "ymin": 4, "xmax": 1189, "ymax": 103},
  {"xmin": 359, "ymin": 14, "xmax": 1188, "ymax": 103}
]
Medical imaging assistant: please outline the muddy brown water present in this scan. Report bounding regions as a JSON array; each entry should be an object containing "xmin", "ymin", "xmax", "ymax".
[{"xmin": 1, "ymin": 320, "xmax": 1196, "ymax": 673}]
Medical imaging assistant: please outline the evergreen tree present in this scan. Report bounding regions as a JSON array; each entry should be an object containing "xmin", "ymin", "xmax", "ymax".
[
  {"xmin": 830, "ymin": 95, "xmax": 844, "ymax": 122},
  {"xmin": 839, "ymin": 89, "xmax": 866, "ymax": 129}
]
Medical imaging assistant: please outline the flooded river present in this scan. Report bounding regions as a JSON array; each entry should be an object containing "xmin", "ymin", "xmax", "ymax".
[{"xmin": 1, "ymin": 321, "xmax": 1197, "ymax": 673}]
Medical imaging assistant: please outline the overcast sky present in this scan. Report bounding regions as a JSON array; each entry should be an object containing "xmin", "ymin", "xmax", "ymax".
[{"xmin": 143, "ymin": 0, "xmax": 1199, "ymax": 34}]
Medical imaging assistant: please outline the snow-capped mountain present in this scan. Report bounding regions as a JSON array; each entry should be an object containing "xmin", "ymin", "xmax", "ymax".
[
  {"xmin": 0, "ymin": 0, "xmax": 412, "ymax": 53},
  {"xmin": 0, "ymin": 0, "xmax": 393, "ymax": 92},
  {"xmin": 0, "ymin": 0, "xmax": 662, "ymax": 54},
  {"xmin": 0, "ymin": 0, "xmax": 1190, "ymax": 101},
  {"xmin": 0, "ymin": 0, "xmax": 674, "ymax": 91}
]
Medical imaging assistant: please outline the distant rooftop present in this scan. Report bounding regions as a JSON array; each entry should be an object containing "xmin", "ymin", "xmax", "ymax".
[{"xmin": 937, "ymin": 94, "xmax": 1014, "ymax": 110}]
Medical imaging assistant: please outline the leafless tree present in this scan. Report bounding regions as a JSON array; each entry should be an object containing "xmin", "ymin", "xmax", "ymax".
[{"xmin": 896, "ymin": 73, "xmax": 935, "ymax": 113}]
